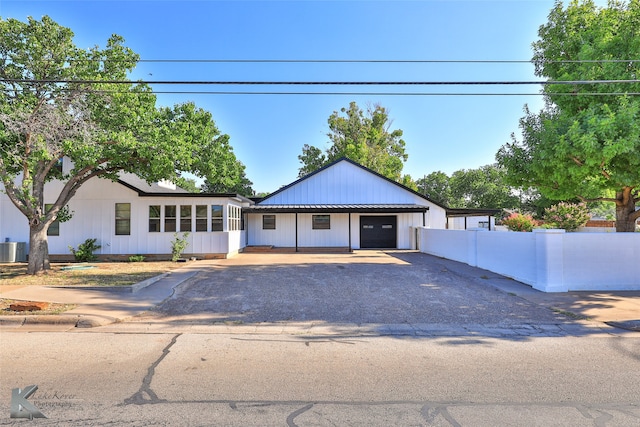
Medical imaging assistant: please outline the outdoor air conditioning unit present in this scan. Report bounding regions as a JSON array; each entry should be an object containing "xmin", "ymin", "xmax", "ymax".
[
  {"xmin": 0, "ymin": 242, "xmax": 17, "ymax": 262},
  {"xmin": 16, "ymin": 242, "xmax": 27, "ymax": 262},
  {"xmin": 0, "ymin": 242, "xmax": 27, "ymax": 262}
]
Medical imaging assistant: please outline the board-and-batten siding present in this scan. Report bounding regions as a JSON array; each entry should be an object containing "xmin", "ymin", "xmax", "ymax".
[
  {"xmin": 247, "ymin": 212, "xmax": 426, "ymax": 250},
  {"xmin": 250, "ymin": 160, "xmax": 449, "ymax": 246},
  {"xmin": 260, "ymin": 160, "xmax": 447, "ymax": 230},
  {"xmin": 263, "ymin": 161, "xmax": 425, "ymax": 205},
  {"xmin": 1, "ymin": 177, "xmax": 244, "ymax": 256},
  {"xmin": 247, "ymin": 213, "xmax": 297, "ymax": 247},
  {"xmin": 247, "ymin": 213, "xmax": 350, "ymax": 248}
]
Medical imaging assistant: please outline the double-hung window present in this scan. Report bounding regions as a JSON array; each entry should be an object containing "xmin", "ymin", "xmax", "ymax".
[
  {"xmin": 211, "ymin": 205, "xmax": 223, "ymax": 232},
  {"xmin": 165, "ymin": 205, "xmax": 176, "ymax": 232},
  {"xmin": 180, "ymin": 205, "xmax": 192, "ymax": 232},
  {"xmin": 195, "ymin": 205, "xmax": 207, "ymax": 232},
  {"xmin": 115, "ymin": 203, "xmax": 131, "ymax": 235},
  {"xmin": 149, "ymin": 205, "xmax": 161, "ymax": 232}
]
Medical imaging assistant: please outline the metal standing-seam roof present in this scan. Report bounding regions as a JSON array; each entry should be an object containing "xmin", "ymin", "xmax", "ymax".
[{"xmin": 243, "ymin": 204, "xmax": 429, "ymax": 213}]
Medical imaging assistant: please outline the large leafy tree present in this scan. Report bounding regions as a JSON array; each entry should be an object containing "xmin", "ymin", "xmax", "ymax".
[
  {"xmin": 496, "ymin": 0, "xmax": 640, "ymax": 231},
  {"xmin": 416, "ymin": 165, "xmax": 521, "ymax": 209},
  {"xmin": 0, "ymin": 16, "xmax": 234, "ymax": 273},
  {"xmin": 201, "ymin": 144, "xmax": 254, "ymax": 196},
  {"xmin": 298, "ymin": 102, "xmax": 408, "ymax": 181},
  {"xmin": 415, "ymin": 171, "xmax": 453, "ymax": 206},
  {"xmin": 449, "ymin": 165, "xmax": 522, "ymax": 210}
]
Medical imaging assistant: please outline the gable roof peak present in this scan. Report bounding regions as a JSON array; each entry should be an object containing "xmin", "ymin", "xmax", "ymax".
[{"xmin": 258, "ymin": 156, "xmax": 446, "ymax": 208}]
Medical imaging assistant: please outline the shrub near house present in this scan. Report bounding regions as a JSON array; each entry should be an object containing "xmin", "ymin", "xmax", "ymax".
[
  {"xmin": 501, "ymin": 212, "xmax": 535, "ymax": 232},
  {"xmin": 543, "ymin": 202, "xmax": 590, "ymax": 232}
]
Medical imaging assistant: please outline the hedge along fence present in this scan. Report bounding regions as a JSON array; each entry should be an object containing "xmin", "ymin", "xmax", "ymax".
[{"xmin": 419, "ymin": 228, "xmax": 640, "ymax": 292}]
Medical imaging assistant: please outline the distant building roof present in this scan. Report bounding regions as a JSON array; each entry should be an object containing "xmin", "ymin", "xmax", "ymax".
[
  {"xmin": 118, "ymin": 173, "xmax": 190, "ymax": 194},
  {"xmin": 116, "ymin": 173, "xmax": 253, "ymax": 203}
]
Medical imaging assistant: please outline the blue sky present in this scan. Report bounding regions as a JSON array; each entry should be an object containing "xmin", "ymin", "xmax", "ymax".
[{"xmin": 0, "ymin": 0, "xmax": 598, "ymax": 193}]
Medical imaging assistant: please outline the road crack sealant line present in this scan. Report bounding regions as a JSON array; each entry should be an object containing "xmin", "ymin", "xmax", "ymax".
[
  {"xmin": 286, "ymin": 403, "xmax": 314, "ymax": 427},
  {"xmin": 122, "ymin": 333, "xmax": 181, "ymax": 406}
]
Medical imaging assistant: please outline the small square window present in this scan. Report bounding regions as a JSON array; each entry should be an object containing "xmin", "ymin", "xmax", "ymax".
[
  {"xmin": 262, "ymin": 215, "xmax": 276, "ymax": 230},
  {"xmin": 312, "ymin": 215, "xmax": 330, "ymax": 230}
]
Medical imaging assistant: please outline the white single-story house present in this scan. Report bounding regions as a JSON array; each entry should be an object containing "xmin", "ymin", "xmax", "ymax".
[
  {"xmin": 244, "ymin": 158, "xmax": 445, "ymax": 251},
  {"xmin": 0, "ymin": 157, "xmax": 498, "ymax": 261}
]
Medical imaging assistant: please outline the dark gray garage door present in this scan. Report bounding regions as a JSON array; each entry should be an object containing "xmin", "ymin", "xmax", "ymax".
[{"xmin": 360, "ymin": 216, "xmax": 397, "ymax": 248}]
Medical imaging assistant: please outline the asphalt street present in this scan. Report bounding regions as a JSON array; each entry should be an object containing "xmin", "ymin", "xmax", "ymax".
[
  {"xmin": 1, "ymin": 251, "xmax": 639, "ymax": 425},
  {"xmin": 1, "ymin": 332, "xmax": 639, "ymax": 426}
]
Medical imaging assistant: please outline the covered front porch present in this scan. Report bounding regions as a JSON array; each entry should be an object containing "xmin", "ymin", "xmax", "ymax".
[{"xmin": 243, "ymin": 204, "xmax": 430, "ymax": 252}]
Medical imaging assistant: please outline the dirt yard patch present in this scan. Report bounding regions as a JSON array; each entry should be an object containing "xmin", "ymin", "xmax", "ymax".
[
  {"xmin": 0, "ymin": 299, "xmax": 77, "ymax": 315},
  {"xmin": 0, "ymin": 261, "xmax": 181, "ymax": 287}
]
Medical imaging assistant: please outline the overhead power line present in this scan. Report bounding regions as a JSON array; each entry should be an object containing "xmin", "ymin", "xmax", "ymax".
[
  {"xmin": 137, "ymin": 59, "xmax": 537, "ymax": 63},
  {"xmin": 6, "ymin": 57, "xmax": 639, "ymax": 64},
  {"xmin": 133, "ymin": 58, "xmax": 640, "ymax": 64},
  {"xmin": 115, "ymin": 91, "xmax": 640, "ymax": 96},
  {"xmin": 3, "ymin": 78, "xmax": 640, "ymax": 85}
]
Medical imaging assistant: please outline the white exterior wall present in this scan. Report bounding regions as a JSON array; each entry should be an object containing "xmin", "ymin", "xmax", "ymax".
[
  {"xmin": 0, "ymin": 176, "xmax": 246, "ymax": 257},
  {"xmin": 247, "ymin": 212, "xmax": 425, "ymax": 249},
  {"xmin": 427, "ymin": 205, "xmax": 447, "ymax": 230},
  {"xmin": 0, "ymin": 193, "xmax": 26, "ymax": 244},
  {"xmin": 419, "ymin": 228, "xmax": 640, "ymax": 292},
  {"xmin": 297, "ymin": 213, "xmax": 350, "ymax": 247},
  {"xmin": 247, "ymin": 213, "xmax": 297, "ymax": 247}
]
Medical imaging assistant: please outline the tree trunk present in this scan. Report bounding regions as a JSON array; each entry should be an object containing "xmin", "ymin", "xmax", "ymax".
[
  {"xmin": 27, "ymin": 223, "xmax": 51, "ymax": 275},
  {"xmin": 615, "ymin": 188, "xmax": 638, "ymax": 232}
]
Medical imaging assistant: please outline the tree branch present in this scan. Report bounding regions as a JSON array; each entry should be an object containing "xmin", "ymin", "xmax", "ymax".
[
  {"xmin": 599, "ymin": 160, "xmax": 611, "ymax": 180},
  {"xmin": 51, "ymin": 162, "xmax": 123, "ymax": 210},
  {"xmin": 569, "ymin": 156, "xmax": 584, "ymax": 166}
]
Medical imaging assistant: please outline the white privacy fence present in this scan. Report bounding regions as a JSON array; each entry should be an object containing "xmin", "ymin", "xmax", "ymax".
[{"xmin": 419, "ymin": 228, "xmax": 640, "ymax": 292}]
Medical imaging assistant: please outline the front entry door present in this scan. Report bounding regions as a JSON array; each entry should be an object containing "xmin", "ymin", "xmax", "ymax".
[{"xmin": 360, "ymin": 216, "xmax": 397, "ymax": 249}]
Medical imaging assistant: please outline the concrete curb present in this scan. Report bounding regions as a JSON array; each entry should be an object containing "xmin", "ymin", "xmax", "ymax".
[
  {"xmin": 0, "ymin": 314, "xmax": 113, "ymax": 328},
  {"xmin": 605, "ymin": 320, "xmax": 640, "ymax": 331},
  {"xmin": 45, "ymin": 272, "xmax": 170, "ymax": 293}
]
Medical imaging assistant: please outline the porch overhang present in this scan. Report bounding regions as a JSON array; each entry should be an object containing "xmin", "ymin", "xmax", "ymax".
[
  {"xmin": 445, "ymin": 208, "xmax": 501, "ymax": 217},
  {"xmin": 243, "ymin": 204, "xmax": 429, "ymax": 214}
]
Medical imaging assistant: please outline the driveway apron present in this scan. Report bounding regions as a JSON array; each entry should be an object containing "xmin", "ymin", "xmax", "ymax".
[{"xmin": 134, "ymin": 251, "xmax": 568, "ymax": 326}]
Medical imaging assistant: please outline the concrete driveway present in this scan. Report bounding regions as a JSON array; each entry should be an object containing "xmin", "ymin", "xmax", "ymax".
[{"xmin": 136, "ymin": 251, "xmax": 569, "ymax": 327}]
